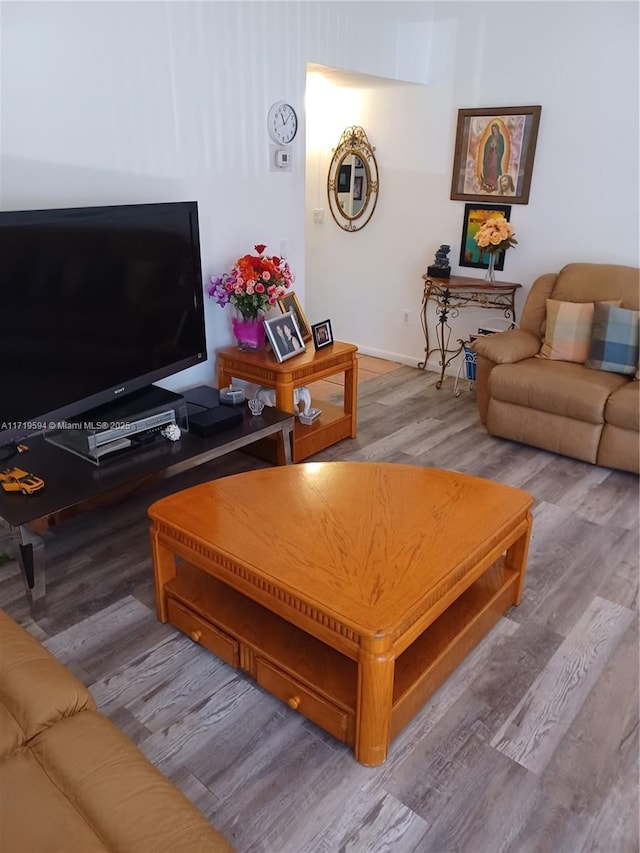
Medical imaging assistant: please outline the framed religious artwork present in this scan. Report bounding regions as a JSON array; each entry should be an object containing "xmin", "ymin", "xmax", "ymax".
[
  {"xmin": 459, "ymin": 203, "xmax": 511, "ymax": 270},
  {"xmin": 450, "ymin": 106, "xmax": 541, "ymax": 204}
]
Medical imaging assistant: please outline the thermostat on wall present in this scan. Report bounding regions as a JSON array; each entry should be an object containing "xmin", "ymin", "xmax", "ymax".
[{"xmin": 270, "ymin": 145, "xmax": 293, "ymax": 172}]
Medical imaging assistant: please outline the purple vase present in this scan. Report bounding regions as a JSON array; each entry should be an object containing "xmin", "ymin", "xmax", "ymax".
[{"xmin": 231, "ymin": 315, "xmax": 266, "ymax": 351}]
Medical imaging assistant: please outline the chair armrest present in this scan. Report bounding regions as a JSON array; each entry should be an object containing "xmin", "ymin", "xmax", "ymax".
[{"xmin": 472, "ymin": 329, "xmax": 540, "ymax": 365}]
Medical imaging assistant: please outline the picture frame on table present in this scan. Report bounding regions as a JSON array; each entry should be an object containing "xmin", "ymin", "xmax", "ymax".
[
  {"xmin": 264, "ymin": 312, "xmax": 306, "ymax": 363},
  {"xmin": 311, "ymin": 319, "xmax": 333, "ymax": 351},
  {"xmin": 459, "ymin": 203, "xmax": 511, "ymax": 270},
  {"xmin": 276, "ymin": 291, "xmax": 311, "ymax": 341},
  {"xmin": 450, "ymin": 105, "xmax": 542, "ymax": 204}
]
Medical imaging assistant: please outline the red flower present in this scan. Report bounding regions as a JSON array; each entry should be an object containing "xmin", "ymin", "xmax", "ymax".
[{"xmin": 254, "ymin": 244, "xmax": 267, "ymax": 254}]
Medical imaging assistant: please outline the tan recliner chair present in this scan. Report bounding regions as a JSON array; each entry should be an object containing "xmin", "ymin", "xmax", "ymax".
[{"xmin": 472, "ymin": 263, "xmax": 639, "ymax": 474}]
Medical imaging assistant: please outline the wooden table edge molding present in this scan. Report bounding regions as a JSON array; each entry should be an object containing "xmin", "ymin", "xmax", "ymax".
[
  {"xmin": 216, "ymin": 341, "xmax": 358, "ymax": 463},
  {"xmin": 149, "ymin": 463, "xmax": 534, "ymax": 766}
]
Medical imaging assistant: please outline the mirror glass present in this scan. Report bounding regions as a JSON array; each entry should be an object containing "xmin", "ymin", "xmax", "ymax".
[{"xmin": 327, "ymin": 127, "xmax": 379, "ymax": 232}]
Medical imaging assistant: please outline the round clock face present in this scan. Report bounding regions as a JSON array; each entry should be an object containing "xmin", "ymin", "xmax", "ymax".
[{"xmin": 268, "ymin": 102, "xmax": 298, "ymax": 145}]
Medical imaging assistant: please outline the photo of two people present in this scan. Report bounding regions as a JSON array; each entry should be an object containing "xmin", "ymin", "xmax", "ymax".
[{"xmin": 264, "ymin": 312, "xmax": 306, "ymax": 362}]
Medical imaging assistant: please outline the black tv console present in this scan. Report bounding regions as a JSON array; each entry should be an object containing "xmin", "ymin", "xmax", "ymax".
[{"xmin": 0, "ymin": 402, "xmax": 294, "ymax": 610}]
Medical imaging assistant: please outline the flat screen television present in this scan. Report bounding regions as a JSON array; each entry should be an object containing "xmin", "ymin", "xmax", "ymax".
[{"xmin": 0, "ymin": 200, "xmax": 207, "ymax": 452}]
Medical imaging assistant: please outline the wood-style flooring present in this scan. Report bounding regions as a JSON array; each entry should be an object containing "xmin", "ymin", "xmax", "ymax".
[{"xmin": 0, "ymin": 360, "xmax": 638, "ymax": 853}]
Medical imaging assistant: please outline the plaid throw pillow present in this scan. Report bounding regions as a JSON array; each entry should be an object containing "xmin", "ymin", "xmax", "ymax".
[
  {"xmin": 539, "ymin": 300, "xmax": 595, "ymax": 363},
  {"xmin": 586, "ymin": 303, "xmax": 640, "ymax": 375}
]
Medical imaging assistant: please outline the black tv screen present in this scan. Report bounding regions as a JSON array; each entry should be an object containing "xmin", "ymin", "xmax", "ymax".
[{"xmin": 0, "ymin": 201, "xmax": 207, "ymax": 447}]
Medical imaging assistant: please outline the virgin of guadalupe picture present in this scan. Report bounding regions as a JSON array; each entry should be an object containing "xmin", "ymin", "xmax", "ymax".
[
  {"xmin": 450, "ymin": 106, "xmax": 541, "ymax": 205},
  {"xmin": 467, "ymin": 115, "xmax": 523, "ymax": 196}
]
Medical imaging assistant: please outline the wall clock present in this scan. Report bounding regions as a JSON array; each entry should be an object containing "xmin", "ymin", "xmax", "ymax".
[{"xmin": 267, "ymin": 101, "xmax": 298, "ymax": 145}]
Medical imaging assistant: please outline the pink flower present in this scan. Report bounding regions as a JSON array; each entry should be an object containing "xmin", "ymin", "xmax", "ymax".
[{"xmin": 208, "ymin": 244, "xmax": 296, "ymax": 318}]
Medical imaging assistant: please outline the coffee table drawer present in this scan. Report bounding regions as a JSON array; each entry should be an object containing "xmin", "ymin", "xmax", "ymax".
[
  {"xmin": 168, "ymin": 599, "xmax": 239, "ymax": 667},
  {"xmin": 256, "ymin": 658, "xmax": 350, "ymax": 743}
]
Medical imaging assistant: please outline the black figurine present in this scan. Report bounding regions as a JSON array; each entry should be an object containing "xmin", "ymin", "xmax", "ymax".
[{"xmin": 427, "ymin": 244, "xmax": 451, "ymax": 280}]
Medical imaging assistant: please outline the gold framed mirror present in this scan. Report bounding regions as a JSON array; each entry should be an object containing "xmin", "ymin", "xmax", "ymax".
[{"xmin": 327, "ymin": 126, "xmax": 379, "ymax": 232}]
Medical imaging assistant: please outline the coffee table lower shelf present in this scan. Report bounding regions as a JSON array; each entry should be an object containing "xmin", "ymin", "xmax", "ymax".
[{"xmin": 161, "ymin": 557, "xmax": 518, "ymax": 761}]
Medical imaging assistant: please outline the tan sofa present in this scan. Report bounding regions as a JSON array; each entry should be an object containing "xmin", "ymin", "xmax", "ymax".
[
  {"xmin": 0, "ymin": 609, "xmax": 234, "ymax": 852},
  {"xmin": 472, "ymin": 263, "xmax": 639, "ymax": 474}
]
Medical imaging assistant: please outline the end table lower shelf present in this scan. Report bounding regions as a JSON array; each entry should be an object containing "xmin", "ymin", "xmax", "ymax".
[{"xmin": 217, "ymin": 341, "xmax": 358, "ymax": 462}]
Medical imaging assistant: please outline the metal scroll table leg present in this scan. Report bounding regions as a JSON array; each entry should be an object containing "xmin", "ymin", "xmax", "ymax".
[{"xmin": 12, "ymin": 524, "xmax": 46, "ymax": 605}]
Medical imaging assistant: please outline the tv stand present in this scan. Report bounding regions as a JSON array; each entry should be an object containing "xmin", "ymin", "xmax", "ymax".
[
  {"xmin": 44, "ymin": 385, "xmax": 187, "ymax": 465},
  {"xmin": 0, "ymin": 404, "xmax": 294, "ymax": 610}
]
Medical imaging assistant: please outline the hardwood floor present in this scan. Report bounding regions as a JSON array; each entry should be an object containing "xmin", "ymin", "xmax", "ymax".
[{"xmin": 1, "ymin": 361, "xmax": 637, "ymax": 853}]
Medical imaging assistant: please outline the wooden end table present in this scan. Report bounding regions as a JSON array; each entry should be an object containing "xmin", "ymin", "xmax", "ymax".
[
  {"xmin": 150, "ymin": 462, "xmax": 533, "ymax": 766},
  {"xmin": 217, "ymin": 342, "xmax": 358, "ymax": 463}
]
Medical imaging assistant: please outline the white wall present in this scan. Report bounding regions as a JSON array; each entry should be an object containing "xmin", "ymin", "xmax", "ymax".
[
  {"xmin": 2, "ymin": 1, "xmax": 638, "ymax": 385},
  {"xmin": 305, "ymin": 1, "xmax": 640, "ymax": 367}
]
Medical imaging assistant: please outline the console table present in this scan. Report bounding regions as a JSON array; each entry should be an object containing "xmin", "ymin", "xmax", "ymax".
[
  {"xmin": 217, "ymin": 341, "xmax": 358, "ymax": 463},
  {"xmin": 419, "ymin": 274, "xmax": 522, "ymax": 389},
  {"xmin": 0, "ymin": 406, "xmax": 294, "ymax": 607}
]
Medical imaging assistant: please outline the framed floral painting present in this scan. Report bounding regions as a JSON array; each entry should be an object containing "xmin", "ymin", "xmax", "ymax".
[
  {"xmin": 450, "ymin": 106, "xmax": 541, "ymax": 204},
  {"xmin": 459, "ymin": 204, "xmax": 511, "ymax": 270}
]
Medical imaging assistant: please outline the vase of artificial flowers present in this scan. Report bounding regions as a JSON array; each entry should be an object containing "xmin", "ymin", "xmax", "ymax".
[
  {"xmin": 207, "ymin": 244, "xmax": 294, "ymax": 350},
  {"xmin": 473, "ymin": 217, "xmax": 517, "ymax": 282}
]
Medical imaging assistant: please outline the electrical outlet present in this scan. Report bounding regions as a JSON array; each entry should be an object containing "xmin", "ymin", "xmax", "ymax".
[
  {"xmin": 313, "ymin": 208, "xmax": 324, "ymax": 224},
  {"xmin": 402, "ymin": 309, "xmax": 411, "ymax": 325}
]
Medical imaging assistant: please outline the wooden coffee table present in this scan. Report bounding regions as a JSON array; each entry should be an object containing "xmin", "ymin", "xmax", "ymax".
[{"xmin": 149, "ymin": 463, "xmax": 533, "ymax": 766}]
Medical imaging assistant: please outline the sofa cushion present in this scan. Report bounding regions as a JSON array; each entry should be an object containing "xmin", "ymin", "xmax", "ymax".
[
  {"xmin": 0, "ymin": 703, "xmax": 24, "ymax": 763},
  {"xmin": 539, "ymin": 299, "xmax": 595, "ymax": 362},
  {"xmin": 0, "ymin": 747, "xmax": 109, "ymax": 852},
  {"xmin": 604, "ymin": 381, "xmax": 640, "ymax": 431},
  {"xmin": 551, "ymin": 263, "xmax": 640, "ymax": 310},
  {"xmin": 0, "ymin": 610, "xmax": 95, "ymax": 748},
  {"xmin": 1, "ymin": 710, "xmax": 235, "ymax": 852},
  {"xmin": 586, "ymin": 304, "xmax": 640, "ymax": 376},
  {"xmin": 489, "ymin": 358, "xmax": 629, "ymax": 423}
]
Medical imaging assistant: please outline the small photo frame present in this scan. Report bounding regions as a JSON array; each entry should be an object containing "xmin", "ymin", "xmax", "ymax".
[
  {"xmin": 264, "ymin": 312, "xmax": 306, "ymax": 362},
  {"xmin": 311, "ymin": 319, "xmax": 333, "ymax": 350},
  {"xmin": 353, "ymin": 175, "xmax": 363, "ymax": 202},
  {"xmin": 459, "ymin": 203, "xmax": 511, "ymax": 270},
  {"xmin": 276, "ymin": 291, "xmax": 311, "ymax": 341}
]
